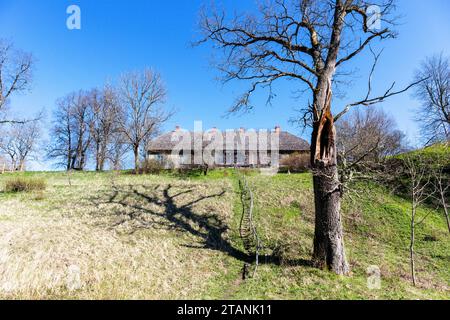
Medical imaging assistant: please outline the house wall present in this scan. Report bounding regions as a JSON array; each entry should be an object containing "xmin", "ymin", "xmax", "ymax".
[{"xmin": 148, "ymin": 150, "xmax": 310, "ymax": 169}]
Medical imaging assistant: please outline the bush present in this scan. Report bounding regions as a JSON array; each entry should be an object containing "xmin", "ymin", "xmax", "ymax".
[
  {"xmin": 175, "ymin": 165, "xmax": 206, "ymax": 178},
  {"xmin": 279, "ymin": 153, "xmax": 310, "ymax": 173},
  {"xmin": 3, "ymin": 177, "xmax": 47, "ymax": 193},
  {"xmin": 139, "ymin": 159, "xmax": 165, "ymax": 175}
]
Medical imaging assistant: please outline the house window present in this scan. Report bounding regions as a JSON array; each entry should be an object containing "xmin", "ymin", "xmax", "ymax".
[
  {"xmin": 180, "ymin": 152, "xmax": 190, "ymax": 165},
  {"xmin": 154, "ymin": 154, "xmax": 164, "ymax": 163}
]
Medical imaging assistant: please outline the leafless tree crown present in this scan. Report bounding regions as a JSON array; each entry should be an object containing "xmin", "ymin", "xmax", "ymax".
[
  {"xmin": 0, "ymin": 39, "xmax": 34, "ymax": 124},
  {"xmin": 47, "ymin": 91, "xmax": 92, "ymax": 170},
  {"xmin": 0, "ymin": 119, "xmax": 41, "ymax": 171},
  {"xmin": 117, "ymin": 68, "xmax": 172, "ymax": 171},
  {"xmin": 199, "ymin": 0, "xmax": 401, "ymax": 118},
  {"xmin": 414, "ymin": 54, "xmax": 450, "ymax": 145},
  {"xmin": 336, "ymin": 107, "xmax": 408, "ymax": 164}
]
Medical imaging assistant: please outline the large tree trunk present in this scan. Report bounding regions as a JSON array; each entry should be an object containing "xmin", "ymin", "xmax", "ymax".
[
  {"xmin": 310, "ymin": 77, "xmax": 349, "ymax": 275},
  {"xmin": 133, "ymin": 145, "xmax": 140, "ymax": 173},
  {"xmin": 99, "ymin": 141, "xmax": 107, "ymax": 171},
  {"xmin": 19, "ymin": 159, "xmax": 25, "ymax": 172},
  {"xmin": 79, "ymin": 151, "xmax": 86, "ymax": 171},
  {"xmin": 10, "ymin": 157, "xmax": 17, "ymax": 171},
  {"xmin": 66, "ymin": 154, "xmax": 71, "ymax": 171},
  {"xmin": 67, "ymin": 132, "xmax": 72, "ymax": 171},
  {"xmin": 95, "ymin": 142, "xmax": 101, "ymax": 171},
  {"xmin": 312, "ymin": 163, "xmax": 349, "ymax": 274},
  {"xmin": 99, "ymin": 158, "xmax": 105, "ymax": 172}
]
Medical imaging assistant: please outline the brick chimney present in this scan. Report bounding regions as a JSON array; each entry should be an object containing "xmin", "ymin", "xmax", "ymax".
[
  {"xmin": 174, "ymin": 125, "xmax": 181, "ymax": 132},
  {"xmin": 274, "ymin": 125, "xmax": 281, "ymax": 133}
]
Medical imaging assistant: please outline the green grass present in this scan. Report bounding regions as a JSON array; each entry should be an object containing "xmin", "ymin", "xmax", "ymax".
[
  {"xmin": 407, "ymin": 143, "xmax": 449, "ymax": 158},
  {"xmin": 208, "ymin": 172, "xmax": 449, "ymax": 300},
  {"xmin": 0, "ymin": 170, "xmax": 448, "ymax": 300},
  {"xmin": 394, "ymin": 143, "xmax": 449, "ymax": 168}
]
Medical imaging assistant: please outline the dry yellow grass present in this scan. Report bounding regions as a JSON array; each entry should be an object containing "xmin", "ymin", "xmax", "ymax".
[
  {"xmin": 1, "ymin": 171, "xmax": 448, "ymax": 300},
  {"xmin": 0, "ymin": 173, "xmax": 235, "ymax": 299}
]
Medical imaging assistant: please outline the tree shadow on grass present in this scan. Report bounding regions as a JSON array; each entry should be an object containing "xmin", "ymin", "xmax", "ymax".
[
  {"xmin": 88, "ymin": 183, "xmax": 312, "ymax": 268},
  {"xmin": 90, "ymin": 184, "xmax": 252, "ymax": 263}
]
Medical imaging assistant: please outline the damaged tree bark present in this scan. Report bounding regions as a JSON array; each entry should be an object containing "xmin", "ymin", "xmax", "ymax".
[
  {"xmin": 311, "ymin": 79, "xmax": 349, "ymax": 274},
  {"xmin": 200, "ymin": 0, "xmax": 410, "ymax": 275}
]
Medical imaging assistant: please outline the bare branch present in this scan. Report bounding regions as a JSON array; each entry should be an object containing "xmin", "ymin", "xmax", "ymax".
[
  {"xmin": 117, "ymin": 68, "xmax": 172, "ymax": 171},
  {"xmin": 0, "ymin": 39, "xmax": 34, "ymax": 114},
  {"xmin": 335, "ymin": 78, "xmax": 428, "ymax": 123}
]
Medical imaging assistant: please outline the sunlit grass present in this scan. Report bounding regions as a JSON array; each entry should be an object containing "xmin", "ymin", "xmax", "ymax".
[{"xmin": 0, "ymin": 170, "xmax": 448, "ymax": 299}]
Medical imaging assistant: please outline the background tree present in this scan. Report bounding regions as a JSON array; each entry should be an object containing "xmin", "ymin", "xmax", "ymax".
[
  {"xmin": 0, "ymin": 39, "xmax": 33, "ymax": 124},
  {"xmin": 432, "ymin": 144, "xmax": 450, "ymax": 233},
  {"xmin": 47, "ymin": 91, "xmax": 91, "ymax": 171},
  {"xmin": 403, "ymin": 154, "xmax": 434, "ymax": 287},
  {"xmin": 117, "ymin": 69, "xmax": 171, "ymax": 172},
  {"xmin": 336, "ymin": 108, "xmax": 409, "ymax": 164},
  {"xmin": 0, "ymin": 119, "xmax": 41, "ymax": 171},
  {"xmin": 47, "ymin": 95, "xmax": 75, "ymax": 170},
  {"xmin": 0, "ymin": 126, "xmax": 18, "ymax": 170},
  {"xmin": 414, "ymin": 54, "xmax": 450, "ymax": 145},
  {"xmin": 434, "ymin": 164, "xmax": 450, "ymax": 233},
  {"xmin": 70, "ymin": 91, "xmax": 91, "ymax": 170},
  {"xmin": 87, "ymin": 87, "xmax": 122, "ymax": 171},
  {"xmin": 199, "ymin": 0, "xmax": 419, "ymax": 274},
  {"xmin": 108, "ymin": 130, "xmax": 129, "ymax": 170},
  {"xmin": 14, "ymin": 120, "xmax": 41, "ymax": 171},
  {"xmin": 0, "ymin": 154, "xmax": 8, "ymax": 173}
]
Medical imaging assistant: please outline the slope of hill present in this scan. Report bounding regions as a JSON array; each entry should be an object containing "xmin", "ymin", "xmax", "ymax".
[{"xmin": 0, "ymin": 171, "xmax": 448, "ymax": 299}]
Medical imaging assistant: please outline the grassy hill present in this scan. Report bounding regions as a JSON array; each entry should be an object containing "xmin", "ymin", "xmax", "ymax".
[
  {"xmin": 0, "ymin": 170, "xmax": 448, "ymax": 299},
  {"xmin": 402, "ymin": 143, "xmax": 450, "ymax": 159}
]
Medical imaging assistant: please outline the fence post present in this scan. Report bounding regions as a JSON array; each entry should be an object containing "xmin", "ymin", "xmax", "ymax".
[{"xmin": 237, "ymin": 170, "xmax": 262, "ymax": 278}]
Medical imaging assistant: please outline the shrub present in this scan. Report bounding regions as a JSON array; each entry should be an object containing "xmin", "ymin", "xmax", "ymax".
[
  {"xmin": 139, "ymin": 159, "xmax": 165, "ymax": 175},
  {"xmin": 279, "ymin": 153, "xmax": 310, "ymax": 173},
  {"xmin": 3, "ymin": 177, "xmax": 47, "ymax": 193},
  {"xmin": 175, "ymin": 165, "xmax": 205, "ymax": 178}
]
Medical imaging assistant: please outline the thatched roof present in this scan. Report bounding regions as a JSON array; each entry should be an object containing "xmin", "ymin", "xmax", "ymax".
[{"xmin": 147, "ymin": 129, "xmax": 310, "ymax": 152}]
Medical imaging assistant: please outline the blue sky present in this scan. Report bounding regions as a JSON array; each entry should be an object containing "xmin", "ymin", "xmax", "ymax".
[{"xmin": 0, "ymin": 0, "xmax": 449, "ymax": 169}]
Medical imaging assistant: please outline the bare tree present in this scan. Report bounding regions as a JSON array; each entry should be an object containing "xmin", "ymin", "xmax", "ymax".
[
  {"xmin": 403, "ymin": 154, "xmax": 434, "ymax": 287},
  {"xmin": 108, "ymin": 130, "xmax": 129, "ymax": 170},
  {"xmin": 0, "ymin": 120, "xmax": 41, "ymax": 171},
  {"xmin": 0, "ymin": 154, "xmax": 8, "ymax": 173},
  {"xmin": 199, "ymin": 0, "xmax": 420, "ymax": 274},
  {"xmin": 47, "ymin": 95, "xmax": 75, "ymax": 170},
  {"xmin": 117, "ymin": 69, "xmax": 171, "ymax": 172},
  {"xmin": 0, "ymin": 39, "xmax": 33, "ymax": 125},
  {"xmin": 336, "ymin": 108, "xmax": 408, "ymax": 164},
  {"xmin": 0, "ymin": 127, "xmax": 18, "ymax": 170},
  {"xmin": 434, "ymin": 166, "xmax": 450, "ymax": 233},
  {"xmin": 69, "ymin": 91, "xmax": 91, "ymax": 170},
  {"xmin": 414, "ymin": 54, "xmax": 450, "ymax": 145},
  {"xmin": 87, "ymin": 86, "xmax": 122, "ymax": 171},
  {"xmin": 47, "ymin": 91, "xmax": 91, "ymax": 171},
  {"xmin": 15, "ymin": 120, "xmax": 41, "ymax": 171},
  {"xmin": 432, "ymin": 144, "xmax": 450, "ymax": 233}
]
